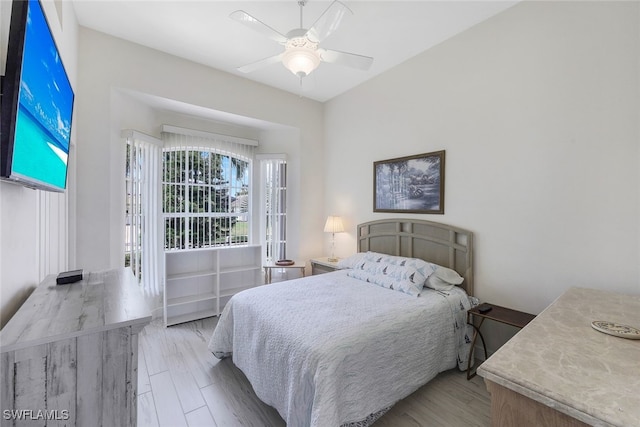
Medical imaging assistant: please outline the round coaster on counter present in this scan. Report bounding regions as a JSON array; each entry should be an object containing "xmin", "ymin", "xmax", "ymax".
[{"xmin": 591, "ymin": 320, "xmax": 640, "ymax": 339}]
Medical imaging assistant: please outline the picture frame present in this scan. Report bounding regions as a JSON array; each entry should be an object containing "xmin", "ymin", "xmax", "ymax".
[{"xmin": 373, "ymin": 150, "xmax": 445, "ymax": 214}]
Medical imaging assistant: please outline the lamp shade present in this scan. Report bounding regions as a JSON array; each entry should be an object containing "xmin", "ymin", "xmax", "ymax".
[
  {"xmin": 282, "ymin": 36, "xmax": 321, "ymax": 77},
  {"xmin": 324, "ymin": 216, "xmax": 344, "ymax": 233}
]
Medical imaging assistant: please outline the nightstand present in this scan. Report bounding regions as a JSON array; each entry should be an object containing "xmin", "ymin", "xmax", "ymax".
[
  {"xmin": 310, "ymin": 257, "xmax": 341, "ymax": 275},
  {"xmin": 263, "ymin": 262, "xmax": 306, "ymax": 284},
  {"xmin": 466, "ymin": 303, "xmax": 535, "ymax": 380}
]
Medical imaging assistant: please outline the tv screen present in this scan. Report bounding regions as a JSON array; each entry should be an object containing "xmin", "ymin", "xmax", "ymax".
[{"xmin": 1, "ymin": 0, "xmax": 74, "ymax": 192}]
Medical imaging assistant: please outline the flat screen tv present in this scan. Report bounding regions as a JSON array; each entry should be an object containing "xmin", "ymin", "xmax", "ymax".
[{"xmin": 1, "ymin": 0, "xmax": 74, "ymax": 192}]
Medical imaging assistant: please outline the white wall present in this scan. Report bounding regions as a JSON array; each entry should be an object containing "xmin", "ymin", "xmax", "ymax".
[
  {"xmin": 74, "ymin": 28, "xmax": 325, "ymax": 274},
  {"xmin": 325, "ymin": 1, "xmax": 640, "ymax": 351},
  {"xmin": 0, "ymin": 1, "xmax": 78, "ymax": 328}
]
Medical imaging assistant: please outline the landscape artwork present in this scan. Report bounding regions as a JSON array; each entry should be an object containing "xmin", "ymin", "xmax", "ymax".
[{"xmin": 374, "ymin": 150, "xmax": 445, "ymax": 214}]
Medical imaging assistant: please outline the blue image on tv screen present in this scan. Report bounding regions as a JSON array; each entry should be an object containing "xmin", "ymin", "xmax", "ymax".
[{"xmin": 11, "ymin": 0, "xmax": 74, "ymax": 191}]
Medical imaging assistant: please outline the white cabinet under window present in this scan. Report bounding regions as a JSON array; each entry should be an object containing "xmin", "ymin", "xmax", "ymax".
[{"xmin": 163, "ymin": 245, "xmax": 262, "ymax": 326}]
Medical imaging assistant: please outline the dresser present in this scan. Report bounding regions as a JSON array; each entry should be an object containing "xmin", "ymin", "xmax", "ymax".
[
  {"xmin": 0, "ymin": 268, "xmax": 152, "ymax": 426},
  {"xmin": 477, "ymin": 287, "xmax": 640, "ymax": 427}
]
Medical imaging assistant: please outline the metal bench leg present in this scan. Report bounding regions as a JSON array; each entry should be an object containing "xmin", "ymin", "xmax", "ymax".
[{"xmin": 466, "ymin": 319, "xmax": 488, "ymax": 380}]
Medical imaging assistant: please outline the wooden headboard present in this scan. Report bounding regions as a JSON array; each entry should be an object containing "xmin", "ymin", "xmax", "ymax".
[{"xmin": 357, "ymin": 219, "xmax": 474, "ymax": 296}]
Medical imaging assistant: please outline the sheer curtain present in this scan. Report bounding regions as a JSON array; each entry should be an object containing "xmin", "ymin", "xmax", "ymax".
[{"xmin": 122, "ymin": 130, "xmax": 163, "ymax": 295}]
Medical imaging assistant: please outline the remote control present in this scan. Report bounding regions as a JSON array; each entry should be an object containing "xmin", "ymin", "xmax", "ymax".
[{"xmin": 479, "ymin": 305, "xmax": 492, "ymax": 314}]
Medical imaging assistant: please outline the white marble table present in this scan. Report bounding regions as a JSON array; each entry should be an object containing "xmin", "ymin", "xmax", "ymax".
[
  {"xmin": 0, "ymin": 268, "xmax": 152, "ymax": 426},
  {"xmin": 478, "ymin": 287, "xmax": 640, "ymax": 427}
]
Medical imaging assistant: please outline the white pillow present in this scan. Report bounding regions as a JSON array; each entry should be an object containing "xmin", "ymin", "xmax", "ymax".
[
  {"xmin": 336, "ymin": 252, "xmax": 368, "ymax": 269},
  {"xmin": 363, "ymin": 252, "xmax": 436, "ymax": 280},
  {"xmin": 424, "ymin": 266, "xmax": 464, "ymax": 291},
  {"xmin": 347, "ymin": 260, "xmax": 426, "ymax": 297}
]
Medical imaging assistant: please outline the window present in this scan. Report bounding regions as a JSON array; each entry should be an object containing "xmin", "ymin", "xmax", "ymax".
[
  {"xmin": 123, "ymin": 130, "xmax": 162, "ymax": 294},
  {"xmin": 162, "ymin": 128, "xmax": 255, "ymax": 251},
  {"xmin": 124, "ymin": 126, "xmax": 293, "ymax": 295},
  {"xmin": 259, "ymin": 155, "xmax": 287, "ymax": 262}
]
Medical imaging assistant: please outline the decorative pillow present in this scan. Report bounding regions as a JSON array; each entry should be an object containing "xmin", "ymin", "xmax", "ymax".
[
  {"xmin": 424, "ymin": 266, "xmax": 464, "ymax": 291},
  {"xmin": 336, "ymin": 252, "xmax": 368, "ymax": 269},
  {"xmin": 363, "ymin": 252, "xmax": 437, "ymax": 281},
  {"xmin": 347, "ymin": 260, "xmax": 426, "ymax": 297}
]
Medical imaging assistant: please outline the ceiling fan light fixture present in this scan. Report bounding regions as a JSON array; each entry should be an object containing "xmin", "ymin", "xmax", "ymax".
[
  {"xmin": 282, "ymin": 37, "xmax": 321, "ymax": 77},
  {"xmin": 232, "ymin": 1, "xmax": 372, "ymax": 80}
]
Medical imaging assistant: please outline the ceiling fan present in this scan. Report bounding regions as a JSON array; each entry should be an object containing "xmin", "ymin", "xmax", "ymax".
[{"xmin": 230, "ymin": 0, "xmax": 374, "ymax": 78}]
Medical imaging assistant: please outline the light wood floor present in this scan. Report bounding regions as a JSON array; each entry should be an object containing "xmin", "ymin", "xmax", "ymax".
[{"xmin": 137, "ymin": 317, "xmax": 491, "ymax": 427}]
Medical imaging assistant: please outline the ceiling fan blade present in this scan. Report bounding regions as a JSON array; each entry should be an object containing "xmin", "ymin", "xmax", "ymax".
[
  {"xmin": 320, "ymin": 49, "xmax": 373, "ymax": 71},
  {"xmin": 237, "ymin": 54, "xmax": 283, "ymax": 74},
  {"xmin": 305, "ymin": 1, "xmax": 352, "ymax": 43},
  {"xmin": 230, "ymin": 10, "xmax": 288, "ymax": 44}
]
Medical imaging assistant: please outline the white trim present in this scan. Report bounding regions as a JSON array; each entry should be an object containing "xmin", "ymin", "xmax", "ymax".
[
  {"xmin": 161, "ymin": 124, "xmax": 259, "ymax": 147},
  {"xmin": 120, "ymin": 129, "xmax": 163, "ymax": 147}
]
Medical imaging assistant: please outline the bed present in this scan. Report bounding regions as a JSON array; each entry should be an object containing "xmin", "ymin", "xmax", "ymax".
[{"xmin": 208, "ymin": 219, "xmax": 476, "ymax": 427}]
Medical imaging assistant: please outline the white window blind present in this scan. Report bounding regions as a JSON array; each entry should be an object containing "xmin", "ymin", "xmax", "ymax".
[
  {"xmin": 259, "ymin": 155, "xmax": 287, "ymax": 262},
  {"xmin": 123, "ymin": 130, "xmax": 163, "ymax": 295},
  {"xmin": 161, "ymin": 126, "xmax": 256, "ymax": 251}
]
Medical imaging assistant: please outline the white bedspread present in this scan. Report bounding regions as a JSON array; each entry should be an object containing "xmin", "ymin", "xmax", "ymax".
[{"xmin": 208, "ymin": 270, "xmax": 473, "ymax": 427}]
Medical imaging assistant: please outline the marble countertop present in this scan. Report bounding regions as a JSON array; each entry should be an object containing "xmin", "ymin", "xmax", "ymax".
[
  {"xmin": 0, "ymin": 268, "xmax": 152, "ymax": 353},
  {"xmin": 478, "ymin": 287, "xmax": 640, "ymax": 427}
]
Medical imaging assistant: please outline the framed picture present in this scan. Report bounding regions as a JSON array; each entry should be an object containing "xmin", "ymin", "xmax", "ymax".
[{"xmin": 374, "ymin": 150, "xmax": 445, "ymax": 214}]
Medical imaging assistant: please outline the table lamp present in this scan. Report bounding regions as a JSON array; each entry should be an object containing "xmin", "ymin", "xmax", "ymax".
[{"xmin": 324, "ymin": 216, "xmax": 344, "ymax": 262}]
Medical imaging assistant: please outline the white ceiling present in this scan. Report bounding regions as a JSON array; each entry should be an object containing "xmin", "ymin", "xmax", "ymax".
[{"xmin": 72, "ymin": 1, "xmax": 517, "ymax": 103}]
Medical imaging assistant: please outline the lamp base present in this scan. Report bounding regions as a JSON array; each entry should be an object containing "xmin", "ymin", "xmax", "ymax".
[{"xmin": 327, "ymin": 257, "xmax": 339, "ymax": 263}]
